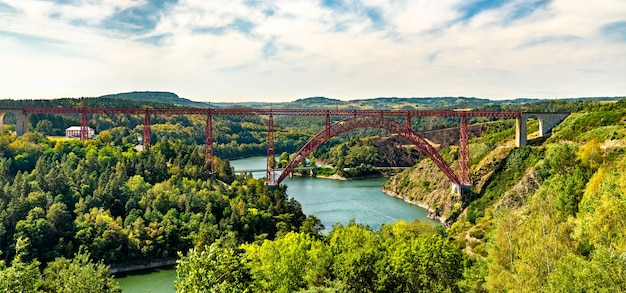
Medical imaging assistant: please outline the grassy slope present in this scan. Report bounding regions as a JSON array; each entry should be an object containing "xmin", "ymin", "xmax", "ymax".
[{"xmin": 384, "ymin": 99, "xmax": 626, "ymax": 255}]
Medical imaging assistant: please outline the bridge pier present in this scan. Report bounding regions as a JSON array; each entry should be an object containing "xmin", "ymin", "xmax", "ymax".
[
  {"xmin": 80, "ymin": 113, "xmax": 89, "ymax": 140},
  {"xmin": 451, "ymin": 183, "xmax": 471, "ymax": 195},
  {"xmin": 143, "ymin": 110, "xmax": 151, "ymax": 150},
  {"xmin": 205, "ymin": 113, "xmax": 213, "ymax": 172},
  {"xmin": 458, "ymin": 115, "xmax": 471, "ymax": 185},
  {"xmin": 516, "ymin": 114, "xmax": 528, "ymax": 147},
  {"xmin": 516, "ymin": 113, "xmax": 568, "ymax": 147},
  {"xmin": 266, "ymin": 114, "xmax": 276, "ymax": 185},
  {"xmin": 0, "ymin": 109, "xmax": 28, "ymax": 135}
]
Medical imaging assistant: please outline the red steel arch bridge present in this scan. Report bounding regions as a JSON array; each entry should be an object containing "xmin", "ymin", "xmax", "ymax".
[{"xmin": 17, "ymin": 107, "xmax": 565, "ymax": 191}]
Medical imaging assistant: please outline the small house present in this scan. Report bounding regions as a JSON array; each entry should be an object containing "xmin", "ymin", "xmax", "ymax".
[{"xmin": 65, "ymin": 126, "xmax": 95, "ymax": 138}]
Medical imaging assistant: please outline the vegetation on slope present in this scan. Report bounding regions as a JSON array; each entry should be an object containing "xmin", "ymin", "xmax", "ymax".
[
  {"xmin": 0, "ymin": 128, "xmax": 318, "ymax": 290},
  {"xmin": 385, "ymin": 98, "xmax": 626, "ymax": 291}
]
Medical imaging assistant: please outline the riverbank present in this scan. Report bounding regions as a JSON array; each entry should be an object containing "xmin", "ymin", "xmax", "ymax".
[
  {"xmin": 111, "ymin": 257, "xmax": 177, "ymax": 274},
  {"xmin": 380, "ymin": 188, "xmax": 446, "ymax": 225}
]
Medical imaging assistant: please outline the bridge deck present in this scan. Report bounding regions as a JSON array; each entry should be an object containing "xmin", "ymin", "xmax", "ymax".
[{"xmin": 21, "ymin": 107, "xmax": 522, "ymax": 118}]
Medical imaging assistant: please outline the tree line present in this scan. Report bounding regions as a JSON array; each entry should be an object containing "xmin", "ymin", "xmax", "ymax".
[{"xmin": 0, "ymin": 127, "xmax": 320, "ymax": 291}]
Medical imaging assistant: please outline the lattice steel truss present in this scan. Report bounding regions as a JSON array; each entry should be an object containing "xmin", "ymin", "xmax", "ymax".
[{"xmin": 23, "ymin": 107, "xmax": 521, "ymax": 187}]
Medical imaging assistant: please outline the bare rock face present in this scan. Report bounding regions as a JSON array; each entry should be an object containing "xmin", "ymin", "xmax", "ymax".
[{"xmin": 383, "ymin": 151, "xmax": 463, "ymax": 225}]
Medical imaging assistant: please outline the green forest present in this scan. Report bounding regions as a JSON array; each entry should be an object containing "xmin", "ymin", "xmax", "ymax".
[
  {"xmin": 1, "ymin": 94, "xmax": 625, "ymax": 292},
  {"xmin": 0, "ymin": 130, "xmax": 323, "ymax": 291}
]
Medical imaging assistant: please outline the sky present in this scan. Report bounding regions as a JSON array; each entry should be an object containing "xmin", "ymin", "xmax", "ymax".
[{"xmin": 0, "ymin": 0, "xmax": 625, "ymax": 102}]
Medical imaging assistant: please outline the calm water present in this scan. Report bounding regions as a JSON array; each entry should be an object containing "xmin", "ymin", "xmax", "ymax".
[
  {"xmin": 116, "ymin": 266, "xmax": 176, "ymax": 293},
  {"xmin": 117, "ymin": 156, "xmax": 433, "ymax": 292},
  {"xmin": 229, "ymin": 156, "xmax": 435, "ymax": 230}
]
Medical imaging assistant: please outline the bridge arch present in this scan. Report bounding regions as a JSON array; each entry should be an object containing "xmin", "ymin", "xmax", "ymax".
[
  {"xmin": 0, "ymin": 109, "xmax": 28, "ymax": 135},
  {"xmin": 274, "ymin": 115, "xmax": 461, "ymax": 186}
]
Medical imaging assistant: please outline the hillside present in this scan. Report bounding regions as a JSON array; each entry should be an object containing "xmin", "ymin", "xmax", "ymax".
[
  {"xmin": 383, "ymin": 98, "xmax": 626, "ymax": 291},
  {"xmin": 99, "ymin": 91, "xmax": 209, "ymax": 108},
  {"xmin": 211, "ymin": 95, "xmax": 624, "ymax": 110},
  {"xmin": 215, "ymin": 96, "xmax": 502, "ymax": 110}
]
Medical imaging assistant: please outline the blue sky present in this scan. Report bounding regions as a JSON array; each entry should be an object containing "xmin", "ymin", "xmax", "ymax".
[{"xmin": 0, "ymin": 0, "xmax": 624, "ymax": 102}]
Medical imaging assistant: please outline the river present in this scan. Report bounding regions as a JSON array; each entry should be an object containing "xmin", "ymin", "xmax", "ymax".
[
  {"xmin": 116, "ymin": 156, "xmax": 433, "ymax": 292},
  {"xmin": 229, "ymin": 156, "xmax": 436, "ymax": 230}
]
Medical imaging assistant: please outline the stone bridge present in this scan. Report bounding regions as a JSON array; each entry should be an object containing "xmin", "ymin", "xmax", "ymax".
[
  {"xmin": 0, "ymin": 108, "xmax": 28, "ymax": 135},
  {"xmin": 516, "ymin": 113, "xmax": 569, "ymax": 147}
]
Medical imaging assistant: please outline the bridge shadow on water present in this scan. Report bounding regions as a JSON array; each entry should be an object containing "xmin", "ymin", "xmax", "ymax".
[{"xmin": 113, "ymin": 264, "xmax": 175, "ymax": 278}]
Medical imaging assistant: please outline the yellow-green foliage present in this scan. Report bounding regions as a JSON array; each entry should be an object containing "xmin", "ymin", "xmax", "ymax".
[
  {"xmin": 188, "ymin": 221, "xmax": 466, "ymax": 293},
  {"xmin": 450, "ymin": 101, "xmax": 626, "ymax": 292},
  {"xmin": 469, "ymin": 143, "xmax": 491, "ymax": 164},
  {"xmin": 474, "ymin": 147, "xmax": 626, "ymax": 292},
  {"xmin": 579, "ymin": 125, "xmax": 626, "ymax": 142},
  {"xmin": 577, "ymin": 157, "xmax": 626, "ymax": 252},
  {"xmin": 549, "ymin": 109, "xmax": 626, "ymax": 143}
]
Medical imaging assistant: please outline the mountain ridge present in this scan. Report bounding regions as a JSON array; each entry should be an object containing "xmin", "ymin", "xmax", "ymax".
[
  {"xmin": 96, "ymin": 91, "xmax": 624, "ymax": 110},
  {"xmin": 98, "ymin": 91, "xmax": 210, "ymax": 108}
]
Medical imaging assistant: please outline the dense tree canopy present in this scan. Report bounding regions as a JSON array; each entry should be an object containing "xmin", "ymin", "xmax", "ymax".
[
  {"xmin": 176, "ymin": 220, "xmax": 465, "ymax": 292},
  {"xmin": 0, "ymin": 126, "xmax": 313, "ymax": 291}
]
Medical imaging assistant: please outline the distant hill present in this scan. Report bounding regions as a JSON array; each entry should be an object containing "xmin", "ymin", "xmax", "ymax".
[
  {"xmin": 132, "ymin": 93, "xmax": 624, "ymax": 110},
  {"xmin": 99, "ymin": 91, "xmax": 209, "ymax": 108},
  {"xmin": 213, "ymin": 96, "xmax": 505, "ymax": 110},
  {"xmin": 267, "ymin": 96, "xmax": 524, "ymax": 110},
  {"xmin": 213, "ymin": 96, "xmax": 604, "ymax": 110}
]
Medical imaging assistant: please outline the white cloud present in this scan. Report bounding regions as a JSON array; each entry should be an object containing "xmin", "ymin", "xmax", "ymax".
[{"xmin": 0, "ymin": 0, "xmax": 624, "ymax": 101}]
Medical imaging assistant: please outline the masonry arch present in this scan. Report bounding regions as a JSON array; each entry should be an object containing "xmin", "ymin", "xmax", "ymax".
[
  {"xmin": 0, "ymin": 109, "xmax": 28, "ymax": 135},
  {"xmin": 516, "ymin": 113, "xmax": 569, "ymax": 147},
  {"xmin": 275, "ymin": 115, "xmax": 461, "ymax": 185}
]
